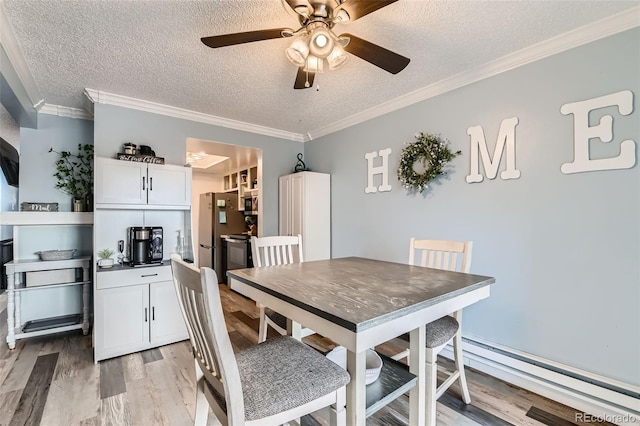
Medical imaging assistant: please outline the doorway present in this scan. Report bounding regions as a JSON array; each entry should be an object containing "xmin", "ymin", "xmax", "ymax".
[{"xmin": 185, "ymin": 138, "xmax": 262, "ymax": 268}]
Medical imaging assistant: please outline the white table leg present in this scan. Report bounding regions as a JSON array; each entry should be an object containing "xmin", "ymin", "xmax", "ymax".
[
  {"xmin": 287, "ymin": 319, "xmax": 302, "ymax": 340},
  {"xmin": 409, "ymin": 324, "xmax": 426, "ymax": 426},
  {"xmin": 346, "ymin": 349, "xmax": 367, "ymax": 426},
  {"xmin": 6, "ymin": 271, "xmax": 16, "ymax": 349},
  {"xmin": 82, "ymin": 267, "xmax": 90, "ymax": 335}
]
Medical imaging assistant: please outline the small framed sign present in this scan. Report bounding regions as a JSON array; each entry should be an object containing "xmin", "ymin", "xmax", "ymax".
[
  {"xmin": 116, "ymin": 153, "xmax": 165, "ymax": 164},
  {"xmin": 20, "ymin": 202, "xmax": 59, "ymax": 212}
]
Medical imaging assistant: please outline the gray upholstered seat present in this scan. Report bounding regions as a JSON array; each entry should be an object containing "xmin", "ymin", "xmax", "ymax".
[
  {"xmin": 390, "ymin": 238, "xmax": 474, "ymax": 425},
  {"xmin": 236, "ymin": 336, "xmax": 350, "ymax": 421},
  {"xmin": 170, "ymin": 255, "xmax": 349, "ymax": 425},
  {"xmin": 398, "ymin": 315, "xmax": 460, "ymax": 348}
]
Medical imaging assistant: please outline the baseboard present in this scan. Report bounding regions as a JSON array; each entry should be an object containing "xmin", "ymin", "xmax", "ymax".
[{"xmin": 439, "ymin": 336, "xmax": 640, "ymax": 425}]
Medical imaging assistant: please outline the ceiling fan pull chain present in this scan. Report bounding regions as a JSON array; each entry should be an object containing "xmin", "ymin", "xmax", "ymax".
[{"xmin": 305, "ymin": 70, "xmax": 310, "ymax": 88}]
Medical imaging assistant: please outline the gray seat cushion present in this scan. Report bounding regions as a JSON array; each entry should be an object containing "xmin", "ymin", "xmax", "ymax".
[
  {"xmin": 398, "ymin": 315, "xmax": 460, "ymax": 348},
  {"xmin": 265, "ymin": 307, "xmax": 288, "ymax": 330},
  {"xmin": 236, "ymin": 336, "xmax": 351, "ymax": 421}
]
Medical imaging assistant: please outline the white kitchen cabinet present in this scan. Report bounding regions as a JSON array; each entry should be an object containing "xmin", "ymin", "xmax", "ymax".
[
  {"xmin": 93, "ymin": 265, "xmax": 188, "ymax": 361},
  {"xmin": 95, "ymin": 284, "xmax": 149, "ymax": 360},
  {"xmin": 95, "ymin": 157, "xmax": 191, "ymax": 208},
  {"xmin": 279, "ymin": 172, "xmax": 330, "ymax": 261},
  {"xmin": 149, "ymin": 280, "xmax": 189, "ymax": 345}
]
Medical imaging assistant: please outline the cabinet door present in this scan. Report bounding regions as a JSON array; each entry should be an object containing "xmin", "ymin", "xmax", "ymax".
[
  {"xmin": 289, "ymin": 173, "xmax": 305, "ymax": 237},
  {"xmin": 279, "ymin": 173, "xmax": 304, "ymax": 236},
  {"xmin": 149, "ymin": 280, "xmax": 188, "ymax": 346},
  {"xmin": 94, "ymin": 284, "xmax": 150, "ymax": 361},
  {"xmin": 147, "ymin": 164, "xmax": 192, "ymax": 206},
  {"xmin": 95, "ymin": 158, "xmax": 147, "ymax": 205}
]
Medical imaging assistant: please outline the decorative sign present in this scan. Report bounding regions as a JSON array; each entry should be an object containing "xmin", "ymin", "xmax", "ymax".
[
  {"xmin": 364, "ymin": 148, "xmax": 392, "ymax": 193},
  {"xmin": 20, "ymin": 202, "xmax": 59, "ymax": 212},
  {"xmin": 466, "ymin": 117, "xmax": 521, "ymax": 183},
  {"xmin": 560, "ymin": 90, "xmax": 636, "ymax": 174},
  {"xmin": 116, "ymin": 153, "xmax": 165, "ymax": 164}
]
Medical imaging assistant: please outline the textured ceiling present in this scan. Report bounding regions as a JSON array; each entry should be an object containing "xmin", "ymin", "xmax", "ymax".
[{"xmin": 2, "ymin": 0, "xmax": 638, "ymax": 136}]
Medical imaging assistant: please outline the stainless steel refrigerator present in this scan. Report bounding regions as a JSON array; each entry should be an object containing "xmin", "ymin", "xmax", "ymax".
[{"xmin": 198, "ymin": 193, "xmax": 245, "ymax": 283}]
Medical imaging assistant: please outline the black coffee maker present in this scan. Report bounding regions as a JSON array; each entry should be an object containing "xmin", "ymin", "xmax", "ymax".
[{"xmin": 128, "ymin": 227, "xmax": 163, "ymax": 265}]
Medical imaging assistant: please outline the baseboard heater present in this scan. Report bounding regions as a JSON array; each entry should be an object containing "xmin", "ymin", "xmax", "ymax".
[
  {"xmin": 439, "ymin": 336, "xmax": 640, "ymax": 421},
  {"xmin": 464, "ymin": 337, "xmax": 639, "ymax": 399}
]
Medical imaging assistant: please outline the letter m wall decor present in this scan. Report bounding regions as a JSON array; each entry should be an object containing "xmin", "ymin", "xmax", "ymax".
[{"xmin": 466, "ymin": 117, "xmax": 521, "ymax": 183}]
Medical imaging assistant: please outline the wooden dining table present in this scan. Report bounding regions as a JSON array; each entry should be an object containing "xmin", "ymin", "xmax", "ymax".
[{"xmin": 227, "ymin": 256, "xmax": 494, "ymax": 425}]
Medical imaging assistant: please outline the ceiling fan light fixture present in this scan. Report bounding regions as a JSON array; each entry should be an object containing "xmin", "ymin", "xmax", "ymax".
[
  {"xmin": 327, "ymin": 43, "xmax": 348, "ymax": 70},
  {"xmin": 309, "ymin": 28, "xmax": 334, "ymax": 58},
  {"xmin": 303, "ymin": 55, "xmax": 324, "ymax": 73},
  {"xmin": 285, "ymin": 36, "xmax": 310, "ymax": 67}
]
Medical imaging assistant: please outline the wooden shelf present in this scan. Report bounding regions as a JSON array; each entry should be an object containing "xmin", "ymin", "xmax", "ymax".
[
  {"xmin": 365, "ymin": 353, "xmax": 417, "ymax": 418},
  {"xmin": 0, "ymin": 212, "xmax": 93, "ymax": 225}
]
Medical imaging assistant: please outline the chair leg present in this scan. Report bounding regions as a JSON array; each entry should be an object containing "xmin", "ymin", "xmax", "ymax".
[
  {"xmin": 330, "ymin": 387, "xmax": 346, "ymax": 426},
  {"xmin": 453, "ymin": 328, "xmax": 471, "ymax": 404},
  {"xmin": 452, "ymin": 310, "xmax": 471, "ymax": 404},
  {"xmin": 258, "ymin": 304, "xmax": 268, "ymax": 343},
  {"xmin": 425, "ymin": 348, "xmax": 438, "ymax": 426},
  {"xmin": 194, "ymin": 378, "xmax": 209, "ymax": 426}
]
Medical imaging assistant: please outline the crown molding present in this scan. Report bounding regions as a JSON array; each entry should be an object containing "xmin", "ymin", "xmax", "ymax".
[
  {"xmin": 306, "ymin": 6, "xmax": 640, "ymax": 141},
  {"xmin": 83, "ymin": 89, "xmax": 306, "ymax": 142},
  {"xmin": 38, "ymin": 103, "xmax": 93, "ymax": 120},
  {"xmin": 0, "ymin": 3, "xmax": 43, "ymax": 108}
]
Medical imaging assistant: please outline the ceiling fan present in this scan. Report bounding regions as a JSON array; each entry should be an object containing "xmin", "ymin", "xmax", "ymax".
[{"xmin": 201, "ymin": 0, "xmax": 410, "ymax": 89}]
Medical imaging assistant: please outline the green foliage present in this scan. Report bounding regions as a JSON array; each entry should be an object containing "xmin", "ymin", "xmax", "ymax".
[
  {"xmin": 98, "ymin": 248, "xmax": 115, "ymax": 259},
  {"xmin": 49, "ymin": 144, "xmax": 94, "ymax": 199},
  {"xmin": 397, "ymin": 133, "xmax": 461, "ymax": 193}
]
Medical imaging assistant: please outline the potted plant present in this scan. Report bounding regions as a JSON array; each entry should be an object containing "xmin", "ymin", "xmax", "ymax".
[
  {"xmin": 49, "ymin": 144, "xmax": 94, "ymax": 211},
  {"xmin": 98, "ymin": 248, "xmax": 115, "ymax": 268}
]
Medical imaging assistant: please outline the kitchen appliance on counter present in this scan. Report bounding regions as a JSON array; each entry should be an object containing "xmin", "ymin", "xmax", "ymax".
[
  {"xmin": 198, "ymin": 193, "xmax": 245, "ymax": 283},
  {"xmin": 128, "ymin": 226, "xmax": 163, "ymax": 266}
]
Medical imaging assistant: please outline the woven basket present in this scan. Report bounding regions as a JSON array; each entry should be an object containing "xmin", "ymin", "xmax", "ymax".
[{"xmin": 36, "ymin": 249, "xmax": 76, "ymax": 261}]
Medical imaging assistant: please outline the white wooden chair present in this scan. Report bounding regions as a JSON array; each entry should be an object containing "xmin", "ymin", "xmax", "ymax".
[
  {"xmin": 170, "ymin": 255, "xmax": 349, "ymax": 426},
  {"xmin": 250, "ymin": 235, "xmax": 316, "ymax": 343},
  {"xmin": 391, "ymin": 239, "xmax": 473, "ymax": 423}
]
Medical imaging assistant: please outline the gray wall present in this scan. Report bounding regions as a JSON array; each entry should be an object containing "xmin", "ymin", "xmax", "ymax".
[
  {"xmin": 17, "ymin": 113, "xmax": 94, "ymax": 321},
  {"xmin": 304, "ymin": 28, "xmax": 639, "ymax": 386},
  {"xmin": 93, "ymin": 103, "xmax": 303, "ymax": 237}
]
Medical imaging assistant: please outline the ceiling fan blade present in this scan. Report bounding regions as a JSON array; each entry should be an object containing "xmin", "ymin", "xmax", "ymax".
[
  {"xmin": 294, "ymin": 67, "xmax": 315, "ymax": 89},
  {"xmin": 334, "ymin": 0, "xmax": 398, "ymax": 22},
  {"xmin": 341, "ymin": 33, "xmax": 409, "ymax": 74},
  {"xmin": 201, "ymin": 28, "xmax": 292, "ymax": 48}
]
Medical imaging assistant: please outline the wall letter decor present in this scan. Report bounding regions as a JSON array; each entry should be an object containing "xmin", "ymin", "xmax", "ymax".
[
  {"xmin": 560, "ymin": 90, "xmax": 636, "ymax": 174},
  {"xmin": 466, "ymin": 117, "xmax": 521, "ymax": 183},
  {"xmin": 364, "ymin": 148, "xmax": 392, "ymax": 193}
]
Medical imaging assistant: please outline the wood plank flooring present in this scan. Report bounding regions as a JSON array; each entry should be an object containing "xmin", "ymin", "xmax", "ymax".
[{"xmin": 0, "ymin": 287, "xmax": 617, "ymax": 426}]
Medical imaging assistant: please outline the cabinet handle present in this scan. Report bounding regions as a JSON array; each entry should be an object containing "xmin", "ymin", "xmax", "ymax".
[
  {"xmin": 144, "ymin": 307, "xmax": 148, "ymax": 322},
  {"xmin": 142, "ymin": 176, "xmax": 146, "ymax": 190},
  {"xmin": 149, "ymin": 177, "xmax": 153, "ymax": 191},
  {"xmin": 141, "ymin": 273, "xmax": 158, "ymax": 277},
  {"xmin": 152, "ymin": 306, "xmax": 155, "ymax": 321}
]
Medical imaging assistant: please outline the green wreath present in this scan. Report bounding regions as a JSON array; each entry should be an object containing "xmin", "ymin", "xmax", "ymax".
[{"xmin": 397, "ymin": 133, "xmax": 461, "ymax": 192}]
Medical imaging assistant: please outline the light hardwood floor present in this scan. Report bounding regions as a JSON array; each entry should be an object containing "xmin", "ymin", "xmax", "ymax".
[{"xmin": 0, "ymin": 286, "xmax": 614, "ymax": 426}]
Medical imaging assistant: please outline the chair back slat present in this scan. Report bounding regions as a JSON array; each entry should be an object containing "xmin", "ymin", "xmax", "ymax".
[
  {"xmin": 251, "ymin": 235, "xmax": 304, "ymax": 267},
  {"xmin": 171, "ymin": 255, "xmax": 245, "ymax": 424},
  {"xmin": 409, "ymin": 239, "xmax": 473, "ymax": 273}
]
